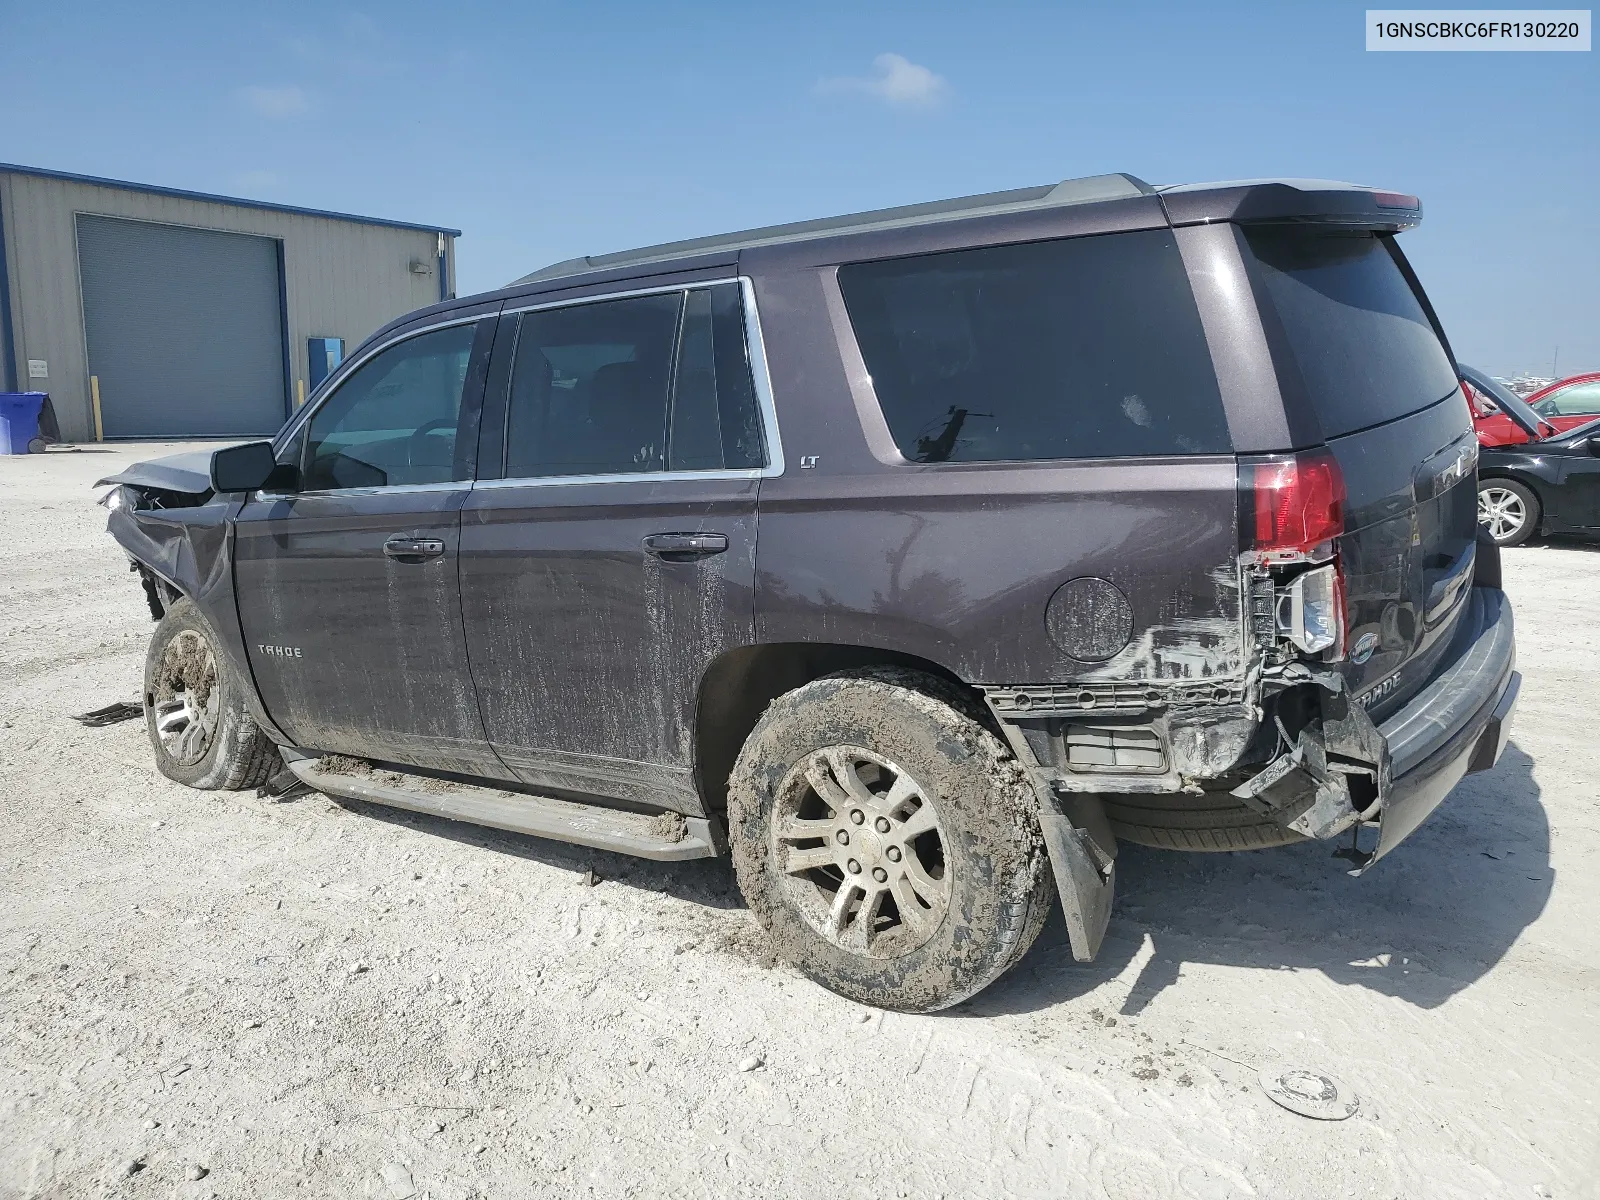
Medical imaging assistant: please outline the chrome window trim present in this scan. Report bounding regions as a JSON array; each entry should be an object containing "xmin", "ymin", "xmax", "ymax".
[
  {"xmin": 266, "ymin": 276, "xmax": 785, "ymax": 496},
  {"xmin": 473, "ymin": 467, "xmax": 764, "ymax": 491},
  {"xmin": 485, "ymin": 275, "xmax": 786, "ymax": 489},
  {"xmin": 254, "ymin": 480, "xmax": 467, "ymax": 502}
]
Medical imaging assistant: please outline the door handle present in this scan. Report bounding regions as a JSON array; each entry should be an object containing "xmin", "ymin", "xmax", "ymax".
[
  {"xmin": 383, "ymin": 536, "xmax": 446, "ymax": 561},
  {"xmin": 643, "ymin": 532, "xmax": 728, "ymax": 560}
]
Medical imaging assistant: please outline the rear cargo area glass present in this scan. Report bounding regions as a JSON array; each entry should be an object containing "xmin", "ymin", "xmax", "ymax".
[
  {"xmin": 838, "ymin": 230, "xmax": 1229, "ymax": 463},
  {"xmin": 1244, "ymin": 229, "xmax": 1458, "ymax": 437}
]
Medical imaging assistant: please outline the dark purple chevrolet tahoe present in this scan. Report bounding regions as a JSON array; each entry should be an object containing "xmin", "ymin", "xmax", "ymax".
[{"xmin": 102, "ymin": 173, "xmax": 1519, "ymax": 1012}]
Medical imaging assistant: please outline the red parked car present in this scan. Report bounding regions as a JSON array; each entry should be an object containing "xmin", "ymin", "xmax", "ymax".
[{"xmin": 1469, "ymin": 371, "xmax": 1600, "ymax": 446}]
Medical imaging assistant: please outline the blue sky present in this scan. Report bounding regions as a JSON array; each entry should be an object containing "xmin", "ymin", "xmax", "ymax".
[{"xmin": 2, "ymin": 1, "xmax": 1594, "ymax": 377}]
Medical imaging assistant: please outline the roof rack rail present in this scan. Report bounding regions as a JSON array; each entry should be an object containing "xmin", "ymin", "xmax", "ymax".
[{"xmin": 511, "ymin": 172, "xmax": 1154, "ymax": 286}]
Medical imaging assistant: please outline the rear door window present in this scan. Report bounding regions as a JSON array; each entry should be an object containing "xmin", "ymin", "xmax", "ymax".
[
  {"xmin": 1244, "ymin": 229, "xmax": 1459, "ymax": 437},
  {"xmin": 837, "ymin": 229, "xmax": 1229, "ymax": 463},
  {"xmin": 503, "ymin": 284, "xmax": 767, "ymax": 478}
]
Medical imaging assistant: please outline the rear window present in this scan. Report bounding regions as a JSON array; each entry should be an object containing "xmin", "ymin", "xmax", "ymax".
[
  {"xmin": 837, "ymin": 230, "xmax": 1230, "ymax": 463},
  {"xmin": 1244, "ymin": 229, "xmax": 1458, "ymax": 437}
]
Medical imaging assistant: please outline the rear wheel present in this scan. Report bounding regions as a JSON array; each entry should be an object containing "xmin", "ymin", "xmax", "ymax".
[
  {"xmin": 1478, "ymin": 479, "xmax": 1539, "ymax": 547},
  {"xmin": 726, "ymin": 668, "xmax": 1053, "ymax": 1012},
  {"xmin": 1102, "ymin": 792, "xmax": 1305, "ymax": 852},
  {"xmin": 144, "ymin": 598, "xmax": 278, "ymax": 790}
]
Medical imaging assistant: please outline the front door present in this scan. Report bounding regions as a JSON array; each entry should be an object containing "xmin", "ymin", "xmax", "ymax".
[
  {"xmin": 1546, "ymin": 438, "xmax": 1600, "ymax": 531},
  {"xmin": 459, "ymin": 283, "xmax": 772, "ymax": 812},
  {"xmin": 234, "ymin": 317, "xmax": 506, "ymax": 776}
]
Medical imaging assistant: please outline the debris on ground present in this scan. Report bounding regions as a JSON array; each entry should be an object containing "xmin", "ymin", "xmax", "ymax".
[
  {"xmin": 256, "ymin": 764, "xmax": 313, "ymax": 802},
  {"xmin": 184, "ymin": 1164, "xmax": 208, "ymax": 1181},
  {"xmin": 738, "ymin": 1054, "xmax": 765, "ymax": 1072},
  {"xmin": 379, "ymin": 1161, "xmax": 416, "ymax": 1198},
  {"xmin": 577, "ymin": 868, "xmax": 600, "ymax": 887},
  {"xmin": 1258, "ymin": 1066, "xmax": 1359, "ymax": 1120},
  {"xmin": 69, "ymin": 700, "xmax": 143, "ymax": 727}
]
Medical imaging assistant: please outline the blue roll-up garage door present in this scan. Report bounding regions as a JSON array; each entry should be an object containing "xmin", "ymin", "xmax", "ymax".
[{"xmin": 77, "ymin": 214, "xmax": 287, "ymax": 438}]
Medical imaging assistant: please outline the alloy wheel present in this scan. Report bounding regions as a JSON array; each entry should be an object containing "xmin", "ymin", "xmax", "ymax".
[
  {"xmin": 771, "ymin": 746, "xmax": 951, "ymax": 957},
  {"xmin": 1478, "ymin": 486, "xmax": 1527, "ymax": 543},
  {"xmin": 152, "ymin": 629, "xmax": 221, "ymax": 766}
]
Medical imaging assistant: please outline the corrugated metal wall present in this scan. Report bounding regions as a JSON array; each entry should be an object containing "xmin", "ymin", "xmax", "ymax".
[{"xmin": 0, "ymin": 169, "xmax": 456, "ymax": 442}]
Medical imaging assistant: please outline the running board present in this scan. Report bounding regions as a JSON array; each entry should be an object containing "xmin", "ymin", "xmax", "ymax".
[{"xmin": 281, "ymin": 751, "xmax": 719, "ymax": 862}]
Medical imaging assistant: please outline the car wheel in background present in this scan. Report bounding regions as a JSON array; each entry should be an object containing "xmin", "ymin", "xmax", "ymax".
[
  {"xmin": 726, "ymin": 667, "xmax": 1053, "ymax": 1013},
  {"xmin": 1477, "ymin": 480, "xmax": 1540, "ymax": 547}
]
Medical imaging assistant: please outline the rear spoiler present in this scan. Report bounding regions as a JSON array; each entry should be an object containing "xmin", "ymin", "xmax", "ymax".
[{"xmin": 1158, "ymin": 180, "xmax": 1422, "ymax": 232}]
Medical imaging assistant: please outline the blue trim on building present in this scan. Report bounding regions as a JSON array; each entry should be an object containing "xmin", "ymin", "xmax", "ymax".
[
  {"xmin": 275, "ymin": 239, "xmax": 294, "ymax": 421},
  {"xmin": 0, "ymin": 185, "xmax": 16, "ymax": 391},
  {"xmin": 0, "ymin": 162, "xmax": 461, "ymax": 237}
]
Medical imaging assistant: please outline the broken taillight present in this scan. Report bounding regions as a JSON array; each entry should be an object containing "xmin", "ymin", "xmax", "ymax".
[
  {"xmin": 1245, "ymin": 451, "xmax": 1346, "ymax": 561},
  {"xmin": 1243, "ymin": 451, "xmax": 1348, "ymax": 658}
]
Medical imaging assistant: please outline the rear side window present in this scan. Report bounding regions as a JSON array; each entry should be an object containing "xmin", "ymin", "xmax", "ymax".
[
  {"xmin": 837, "ymin": 230, "xmax": 1229, "ymax": 463},
  {"xmin": 1244, "ymin": 229, "xmax": 1458, "ymax": 437},
  {"xmin": 504, "ymin": 283, "xmax": 766, "ymax": 478}
]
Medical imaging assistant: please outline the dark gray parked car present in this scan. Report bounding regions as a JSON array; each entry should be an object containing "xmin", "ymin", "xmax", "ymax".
[{"xmin": 100, "ymin": 173, "xmax": 1520, "ymax": 1012}]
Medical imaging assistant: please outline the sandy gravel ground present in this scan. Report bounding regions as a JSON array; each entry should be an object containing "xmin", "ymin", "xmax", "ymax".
[{"xmin": 2, "ymin": 444, "xmax": 1597, "ymax": 1200}]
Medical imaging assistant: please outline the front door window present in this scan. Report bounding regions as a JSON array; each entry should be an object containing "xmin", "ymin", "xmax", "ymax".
[{"xmin": 302, "ymin": 323, "xmax": 477, "ymax": 490}]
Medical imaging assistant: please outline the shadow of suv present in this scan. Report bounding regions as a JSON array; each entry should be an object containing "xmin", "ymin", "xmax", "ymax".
[{"xmin": 100, "ymin": 172, "xmax": 1519, "ymax": 1013}]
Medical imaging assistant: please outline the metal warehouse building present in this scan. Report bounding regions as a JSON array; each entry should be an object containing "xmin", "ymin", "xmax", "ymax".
[{"xmin": 0, "ymin": 163, "xmax": 460, "ymax": 442}]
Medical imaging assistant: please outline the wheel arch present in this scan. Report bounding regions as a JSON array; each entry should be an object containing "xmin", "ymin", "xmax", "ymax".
[{"xmin": 691, "ymin": 642, "xmax": 979, "ymax": 813}]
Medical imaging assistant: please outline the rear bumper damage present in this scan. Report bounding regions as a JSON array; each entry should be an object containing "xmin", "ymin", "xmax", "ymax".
[
  {"xmin": 1358, "ymin": 586, "xmax": 1518, "ymax": 871},
  {"xmin": 1002, "ymin": 586, "xmax": 1517, "ymax": 962},
  {"xmin": 1234, "ymin": 586, "xmax": 1517, "ymax": 872}
]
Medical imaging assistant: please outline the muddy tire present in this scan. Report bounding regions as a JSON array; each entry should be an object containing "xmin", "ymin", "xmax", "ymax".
[
  {"xmin": 726, "ymin": 667, "xmax": 1054, "ymax": 1013},
  {"xmin": 143, "ymin": 598, "xmax": 278, "ymax": 791},
  {"xmin": 1102, "ymin": 792, "xmax": 1305, "ymax": 851}
]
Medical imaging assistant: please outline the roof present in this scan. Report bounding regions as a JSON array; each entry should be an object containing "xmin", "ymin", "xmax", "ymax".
[
  {"xmin": 509, "ymin": 172, "xmax": 1420, "ymax": 290},
  {"xmin": 0, "ymin": 162, "xmax": 461, "ymax": 237},
  {"xmin": 511, "ymin": 172, "xmax": 1157, "ymax": 285}
]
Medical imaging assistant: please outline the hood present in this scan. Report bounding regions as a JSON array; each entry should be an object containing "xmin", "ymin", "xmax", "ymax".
[
  {"xmin": 1458, "ymin": 363, "xmax": 1545, "ymax": 439},
  {"xmin": 95, "ymin": 450, "xmax": 214, "ymax": 496}
]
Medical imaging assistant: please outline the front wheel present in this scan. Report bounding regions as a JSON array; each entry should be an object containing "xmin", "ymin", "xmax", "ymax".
[
  {"xmin": 143, "ymin": 598, "xmax": 279, "ymax": 790},
  {"xmin": 1478, "ymin": 479, "xmax": 1539, "ymax": 547},
  {"xmin": 726, "ymin": 668, "xmax": 1053, "ymax": 1013}
]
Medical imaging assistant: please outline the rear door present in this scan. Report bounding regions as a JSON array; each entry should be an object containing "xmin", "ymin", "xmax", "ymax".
[
  {"xmin": 233, "ymin": 316, "xmax": 504, "ymax": 775},
  {"xmin": 1241, "ymin": 228, "xmax": 1477, "ymax": 712},
  {"xmin": 459, "ymin": 282, "xmax": 772, "ymax": 813}
]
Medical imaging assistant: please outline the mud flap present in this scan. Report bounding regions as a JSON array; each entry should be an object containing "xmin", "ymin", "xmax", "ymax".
[{"xmin": 1038, "ymin": 799, "xmax": 1115, "ymax": 963}]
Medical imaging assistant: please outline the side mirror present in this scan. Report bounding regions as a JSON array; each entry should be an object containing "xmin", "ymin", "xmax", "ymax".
[{"xmin": 210, "ymin": 441, "xmax": 279, "ymax": 493}]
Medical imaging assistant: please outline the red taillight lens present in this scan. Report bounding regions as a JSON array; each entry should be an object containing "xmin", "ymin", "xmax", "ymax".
[
  {"xmin": 1248, "ymin": 452, "xmax": 1346, "ymax": 556},
  {"xmin": 1373, "ymin": 190, "xmax": 1420, "ymax": 210}
]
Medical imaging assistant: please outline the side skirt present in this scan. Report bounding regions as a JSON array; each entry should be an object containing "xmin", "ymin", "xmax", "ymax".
[{"xmin": 281, "ymin": 749, "xmax": 720, "ymax": 862}]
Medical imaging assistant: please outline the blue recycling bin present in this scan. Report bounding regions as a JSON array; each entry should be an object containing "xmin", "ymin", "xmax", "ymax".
[{"xmin": 0, "ymin": 392, "xmax": 48, "ymax": 455}]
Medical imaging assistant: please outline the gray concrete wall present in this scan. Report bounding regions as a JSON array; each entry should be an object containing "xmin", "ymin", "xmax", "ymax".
[{"xmin": 0, "ymin": 169, "xmax": 455, "ymax": 441}]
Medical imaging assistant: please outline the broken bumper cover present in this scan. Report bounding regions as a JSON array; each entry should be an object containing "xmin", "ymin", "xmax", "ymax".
[{"xmin": 1360, "ymin": 585, "xmax": 1518, "ymax": 872}]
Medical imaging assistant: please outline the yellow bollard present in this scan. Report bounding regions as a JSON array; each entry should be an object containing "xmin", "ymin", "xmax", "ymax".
[
  {"xmin": 296, "ymin": 378, "xmax": 306, "ymax": 408},
  {"xmin": 90, "ymin": 375, "xmax": 104, "ymax": 441}
]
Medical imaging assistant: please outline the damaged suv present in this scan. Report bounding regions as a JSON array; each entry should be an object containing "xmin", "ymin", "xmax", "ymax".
[{"xmin": 101, "ymin": 173, "xmax": 1519, "ymax": 1013}]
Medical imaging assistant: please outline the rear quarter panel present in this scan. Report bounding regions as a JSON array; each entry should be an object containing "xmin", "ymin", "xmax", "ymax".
[{"xmin": 743, "ymin": 247, "xmax": 1246, "ymax": 690}]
